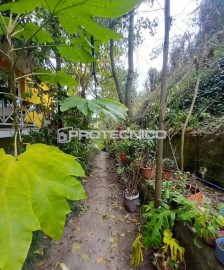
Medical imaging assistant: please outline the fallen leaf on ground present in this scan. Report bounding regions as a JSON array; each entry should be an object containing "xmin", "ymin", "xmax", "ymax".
[
  {"xmin": 73, "ymin": 227, "xmax": 81, "ymax": 233},
  {"xmin": 79, "ymin": 205, "xmax": 88, "ymax": 213},
  {"xmin": 33, "ymin": 249, "xmax": 44, "ymax": 255},
  {"xmin": 101, "ymin": 214, "xmax": 110, "ymax": 220},
  {"xmin": 59, "ymin": 263, "xmax": 69, "ymax": 270},
  {"xmin": 96, "ymin": 257, "xmax": 106, "ymax": 265},
  {"xmin": 87, "ymin": 231, "xmax": 95, "ymax": 237},
  {"xmin": 68, "ymin": 219, "xmax": 75, "ymax": 225},
  {"xmin": 36, "ymin": 261, "xmax": 44, "ymax": 267},
  {"xmin": 109, "ymin": 236, "xmax": 118, "ymax": 244},
  {"xmin": 82, "ymin": 254, "xmax": 90, "ymax": 261},
  {"xmin": 72, "ymin": 242, "xmax": 81, "ymax": 251},
  {"xmin": 132, "ymin": 218, "xmax": 138, "ymax": 223}
]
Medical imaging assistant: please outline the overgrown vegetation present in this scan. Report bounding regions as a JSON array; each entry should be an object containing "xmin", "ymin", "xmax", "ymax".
[
  {"xmin": 136, "ymin": 0, "xmax": 224, "ymax": 133},
  {"xmin": 1, "ymin": 0, "xmax": 224, "ymax": 269},
  {"xmin": 0, "ymin": 1, "xmax": 141, "ymax": 270}
]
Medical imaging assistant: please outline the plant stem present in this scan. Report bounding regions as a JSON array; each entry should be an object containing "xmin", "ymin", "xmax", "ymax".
[
  {"xmin": 155, "ymin": 0, "xmax": 171, "ymax": 208},
  {"xmin": 125, "ymin": 11, "xmax": 135, "ymax": 124},
  {"xmin": 180, "ymin": 74, "xmax": 201, "ymax": 172},
  {"xmin": 14, "ymin": 131, "xmax": 18, "ymax": 158}
]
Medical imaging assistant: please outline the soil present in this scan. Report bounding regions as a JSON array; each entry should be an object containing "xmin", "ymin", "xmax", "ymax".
[{"xmin": 34, "ymin": 151, "xmax": 154, "ymax": 270}]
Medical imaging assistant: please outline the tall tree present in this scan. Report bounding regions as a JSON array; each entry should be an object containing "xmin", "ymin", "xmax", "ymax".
[
  {"xmin": 154, "ymin": 0, "xmax": 171, "ymax": 207},
  {"xmin": 145, "ymin": 67, "xmax": 160, "ymax": 91},
  {"xmin": 125, "ymin": 11, "xmax": 135, "ymax": 123},
  {"xmin": 109, "ymin": 36, "xmax": 125, "ymax": 103}
]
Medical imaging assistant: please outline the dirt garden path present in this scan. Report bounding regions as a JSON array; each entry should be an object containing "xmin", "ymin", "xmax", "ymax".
[{"xmin": 35, "ymin": 151, "xmax": 154, "ymax": 270}]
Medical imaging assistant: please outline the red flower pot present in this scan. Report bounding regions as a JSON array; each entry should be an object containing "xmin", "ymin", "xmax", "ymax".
[
  {"xmin": 162, "ymin": 169, "xmax": 172, "ymax": 181},
  {"xmin": 140, "ymin": 166, "xmax": 156, "ymax": 180}
]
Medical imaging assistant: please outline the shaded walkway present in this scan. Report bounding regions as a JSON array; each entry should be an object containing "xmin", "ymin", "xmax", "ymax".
[{"xmin": 35, "ymin": 152, "xmax": 153, "ymax": 270}]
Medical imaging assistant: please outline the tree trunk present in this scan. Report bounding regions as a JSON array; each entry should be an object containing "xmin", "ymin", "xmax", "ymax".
[
  {"xmin": 155, "ymin": 0, "xmax": 171, "ymax": 208},
  {"xmin": 125, "ymin": 11, "xmax": 135, "ymax": 124},
  {"xmin": 180, "ymin": 74, "xmax": 201, "ymax": 172},
  {"xmin": 109, "ymin": 38, "xmax": 125, "ymax": 104}
]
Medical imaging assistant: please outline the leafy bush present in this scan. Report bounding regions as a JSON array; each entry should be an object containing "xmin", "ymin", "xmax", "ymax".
[
  {"xmin": 141, "ymin": 201, "xmax": 176, "ymax": 248},
  {"xmin": 140, "ymin": 182, "xmax": 224, "ymax": 250}
]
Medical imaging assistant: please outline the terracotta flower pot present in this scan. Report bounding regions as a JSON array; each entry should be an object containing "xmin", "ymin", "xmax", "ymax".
[
  {"xmin": 186, "ymin": 184, "xmax": 202, "ymax": 204},
  {"xmin": 162, "ymin": 169, "xmax": 172, "ymax": 181},
  {"xmin": 140, "ymin": 166, "xmax": 155, "ymax": 180},
  {"xmin": 204, "ymin": 230, "xmax": 224, "ymax": 247}
]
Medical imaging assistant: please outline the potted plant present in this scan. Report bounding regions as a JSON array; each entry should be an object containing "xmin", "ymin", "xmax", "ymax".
[
  {"xmin": 162, "ymin": 158, "xmax": 176, "ymax": 181},
  {"xmin": 139, "ymin": 140, "xmax": 156, "ymax": 180},
  {"xmin": 215, "ymin": 237, "xmax": 224, "ymax": 266},
  {"xmin": 172, "ymin": 171, "xmax": 189, "ymax": 192},
  {"xmin": 203, "ymin": 203, "xmax": 224, "ymax": 247},
  {"xmin": 123, "ymin": 160, "xmax": 141, "ymax": 213},
  {"xmin": 185, "ymin": 183, "xmax": 202, "ymax": 204},
  {"xmin": 140, "ymin": 160, "xmax": 156, "ymax": 180},
  {"xmin": 204, "ymin": 230, "xmax": 224, "ymax": 247},
  {"xmin": 131, "ymin": 182, "xmax": 224, "ymax": 267}
]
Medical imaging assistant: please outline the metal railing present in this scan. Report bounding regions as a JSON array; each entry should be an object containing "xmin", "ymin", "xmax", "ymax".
[{"xmin": 0, "ymin": 98, "xmax": 42, "ymax": 128}]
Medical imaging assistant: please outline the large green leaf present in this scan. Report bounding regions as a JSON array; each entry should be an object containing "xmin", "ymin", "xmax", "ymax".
[
  {"xmin": 19, "ymin": 22, "xmax": 54, "ymax": 44},
  {"xmin": 58, "ymin": 14, "xmax": 122, "ymax": 41},
  {"xmin": 58, "ymin": 44, "xmax": 94, "ymax": 64},
  {"xmin": 60, "ymin": 96, "xmax": 128, "ymax": 120},
  {"xmin": 60, "ymin": 96, "xmax": 89, "ymax": 115},
  {"xmin": 0, "ymin": 144, "xmax": 86, "ymax": 270},
  {"xmin": 0, "ymin": 0, "xmax": 38, "ymax": 13},
  {"xmin": 76, "ymin": 0, "xmax": 143, "ymax": 18},
  {"xmin": 94, "ymin": 98, "xmax": 128, "ymax": 120},
  {"xmin": 0, "ymin": 0, "xmax": 142, "ymax": 45},
  {"xmin": 55, "ymin": 71, "xmax": 78, "ymax": 87},
  {"xmin": 43, "ymin": 0, "xmax": 141, "ymax": 41},
  {"xmin": 39, "ymin": 0, "xmax": 142, "ymax": 18},
  {"xmin": 87, "ymin": 100, "xmax": 103, "ymax": 115},
  {"xmin": 38, "ymin": 70, "xmax": 78, "ymax": 87},
  {"xmin": 60, "ymin": 96, "xmax": 90, "ymax": 115},
  {"xmin": 54, "ymin": 0, "xmax": 142, "ymax": 41}
]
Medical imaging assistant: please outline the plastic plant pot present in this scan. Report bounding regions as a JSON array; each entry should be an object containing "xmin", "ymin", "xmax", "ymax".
[{"xmin": 215, "ymin": 237, "xmax": 224, "ymax": 266}]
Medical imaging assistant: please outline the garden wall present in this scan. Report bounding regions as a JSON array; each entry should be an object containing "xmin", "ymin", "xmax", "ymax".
[
  {"xmin": 175, "ymin": 222, "xmax": 224, "ymax": 270},
  {"xmin": 164, "ymin": 131, "xmax": 224, "ymax": 187},
  {"xmin": 138, "ymin": 180, "xmax": 224, "ymax": 270}
]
